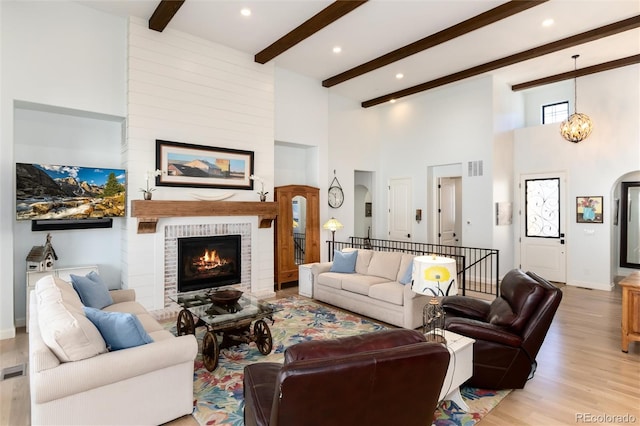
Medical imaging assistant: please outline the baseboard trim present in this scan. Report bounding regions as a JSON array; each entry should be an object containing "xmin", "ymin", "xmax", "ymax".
[
  {"xmin": 567, "ymin": 281, "xmax": 614, "ymax": 291},
  {"xmin": 0, "ymin": 327, "xmax": 16, "ymax": 340}
]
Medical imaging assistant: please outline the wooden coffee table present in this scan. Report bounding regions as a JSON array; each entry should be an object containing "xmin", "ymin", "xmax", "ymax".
[
  {"xmin": 170, "ymin": 290, "xmax": 280, "ymax": 371},
  {"xmin": 427, "ymin": 329, "xmax": 475, "ymax": 411}
]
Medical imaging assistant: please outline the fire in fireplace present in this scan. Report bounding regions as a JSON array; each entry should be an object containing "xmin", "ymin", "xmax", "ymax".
[{"xmin": 177, "ymin": 234, "xmax": 241, "ymax": 293}]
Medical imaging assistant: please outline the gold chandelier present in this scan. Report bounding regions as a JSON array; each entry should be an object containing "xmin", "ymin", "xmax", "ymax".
[{"xmin": 560, "ymin": 54, "xmax": 593, "ymax": 143}]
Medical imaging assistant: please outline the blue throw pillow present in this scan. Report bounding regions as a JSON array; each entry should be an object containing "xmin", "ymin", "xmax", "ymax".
[
  {"xmin": 83, "ymin": 307, "xmax": 154, "ymax": 351},
  {"xmin": 71, "ymin": 272, "xmax": 114, "ymax": 309},
  {"xmin": 399, "ymin": 262, "xmax": 413, "ymax": 285},
  {"xmin": 330, "ymin": 250, "xmax": 358, "ymax": 273}
]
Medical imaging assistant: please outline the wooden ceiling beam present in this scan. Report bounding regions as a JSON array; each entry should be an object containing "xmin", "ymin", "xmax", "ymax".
[
  {"xmin": 255, "ymin": 0, "xmax": 368, "ymax": 64},
  {"xmin": 323, "ymin": 0, "xmax": 547, "ymax": 88},
  {"xmin": 512, "ymin": 54, "xmax": 640, "ymax": 91},
  {"xmin": 362, "ymin": 15, "xmax": 640, "ymax": 108},
  {"xmin": 149, "ymin": 0, "xmax": 185, "ymax": 32}
]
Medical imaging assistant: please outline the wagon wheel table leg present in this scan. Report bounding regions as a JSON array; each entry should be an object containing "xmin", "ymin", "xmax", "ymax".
[
  {"xmin": 253, "ymin": 319, "xmax": 273, "ymax": 355},
  {"xmin": 176, "ymin": 309, "xmax": 195, "ymax": 336},
  {"xmin": 202, "ymin": 330, "xmax": 219, "ymax": 371}
]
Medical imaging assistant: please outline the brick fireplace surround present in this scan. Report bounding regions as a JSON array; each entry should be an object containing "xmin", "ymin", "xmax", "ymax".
[{"xmin": 161, "ymin": 222, "xmax": 252, "ymax": 316}]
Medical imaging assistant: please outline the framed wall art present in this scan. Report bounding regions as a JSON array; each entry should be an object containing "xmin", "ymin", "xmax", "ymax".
[
  {"xmin": 156, "ymin": 140, "xmax": 254, "ymax": 190},
  {"xmin": 576, "ymin": 196, "xmax": 603, "ymax": 223},
  {"xmin": 496, "ymin": 202, "xmax": 513, "ymax": 226}
]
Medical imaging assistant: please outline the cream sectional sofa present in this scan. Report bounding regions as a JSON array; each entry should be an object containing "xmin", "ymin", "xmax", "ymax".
[
  {"xmin": 311, "ymin": 249, "xmax": 430, "ymax": 329},
  {"xmin": 29, "ymin": 273, "xmax": 198, "ymax": 426}
]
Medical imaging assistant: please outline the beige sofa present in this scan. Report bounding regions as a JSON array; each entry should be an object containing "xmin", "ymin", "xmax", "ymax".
[
  {"xmin": 29, "ymin": 274, "xmax": 198, "ymax": 426},
  {"xmin": 311, "ymin": 249, "xmax": 430, "ymax": 329}
]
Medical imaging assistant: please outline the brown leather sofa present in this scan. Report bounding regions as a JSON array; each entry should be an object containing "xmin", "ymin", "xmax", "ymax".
[
  {"xmin": 442, "ymin": 269, "xmax": 562, "ymax": 390},
  {"xmin": 243, "ymin": 329, "xmax": 450, "ymax": 426}
]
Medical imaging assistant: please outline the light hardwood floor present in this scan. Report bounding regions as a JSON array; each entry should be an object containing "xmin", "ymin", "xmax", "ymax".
[{"xmin": 2, "ymin": 284, "xmax": 638, "ymax": 425}]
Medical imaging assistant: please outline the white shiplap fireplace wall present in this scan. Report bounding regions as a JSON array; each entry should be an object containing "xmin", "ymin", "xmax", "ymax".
[{"xmin": 124, "ymin": 18, "xmax": 276, "ymax": 311}]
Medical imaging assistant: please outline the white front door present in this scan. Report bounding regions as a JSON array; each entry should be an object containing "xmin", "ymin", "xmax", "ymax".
[
  {"xmin": 388, "ymin": 177, "xmax": 412, "ymax": 241},
  {"xmin": 519, "ymin": 173, "xmax": 567, "ymax": 283},
  {"xmin": 439, "ymin": 177, "xmax": 461, "ymax": 246}
]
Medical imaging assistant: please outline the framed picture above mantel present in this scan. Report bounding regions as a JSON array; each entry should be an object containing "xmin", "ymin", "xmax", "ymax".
[{"xmin": 155, "ymin": 140, "xmax": 254, "ymax": 190}]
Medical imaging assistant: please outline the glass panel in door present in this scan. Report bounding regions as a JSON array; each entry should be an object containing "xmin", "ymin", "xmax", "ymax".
[{"xmin": 525, "ymin": 178, "xmax": 560, "ymax": 238}]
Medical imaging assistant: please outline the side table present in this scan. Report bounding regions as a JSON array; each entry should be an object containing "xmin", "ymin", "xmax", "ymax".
[
  {"xmin": 427, "ymin": 329, "xmax": 475, "ymax": 411},
  {"xmin": 298, "ymin": 263, "xmax": 316, "ymax": 297},
  {"xmin": 620, "ymin": 272, "xmax": 640, "ymax": 352}
]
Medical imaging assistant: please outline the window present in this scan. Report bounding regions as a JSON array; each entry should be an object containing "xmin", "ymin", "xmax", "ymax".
[{"xmin": 542, "ymin": 101, "xmax": 569, "ymax": 124}]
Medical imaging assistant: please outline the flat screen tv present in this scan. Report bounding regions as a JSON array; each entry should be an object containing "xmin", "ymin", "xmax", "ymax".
[{"xmin": 16, "ymin": 163, "xmax": 126, "ymax": 221}]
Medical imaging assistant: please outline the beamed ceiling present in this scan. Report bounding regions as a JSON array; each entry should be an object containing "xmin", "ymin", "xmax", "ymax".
[{"xmin": 80, "ymin": 0, "xmax": 640, "ymax": 108}]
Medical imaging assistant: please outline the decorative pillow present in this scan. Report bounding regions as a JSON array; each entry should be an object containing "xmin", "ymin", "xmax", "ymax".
[
  {"xmin": 399, "ymin": 262, "xmax": 413, "ymax": 285},
  {"xmin": 52, "ymin": 276, "xmax": 84, "ymax": 312},
  {"xmin": 71, "ymin": 272, "xmax": 113, "ymax": 309},
  {"xmin": 344, "ymin": 248, "xmax": 373, "ymax": 274},
  {"xmin": 330, "ymin": 250, "xmax": 358, "ymax": 273},
  {"xmin": 368, "ymin": 251, "xmax": 403, "ymax": 281},
  {"xmin": 83, "ymin": 307, "xmax": 154, "ymax": 351},
  {"xmin": 35, "ymin": 275, "xmax": 107, "ymax": 362}
]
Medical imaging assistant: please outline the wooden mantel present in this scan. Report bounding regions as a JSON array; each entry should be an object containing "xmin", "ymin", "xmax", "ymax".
[{"xmin": 130, "ymin": 200, "xmax": 278, "ymax": 234}]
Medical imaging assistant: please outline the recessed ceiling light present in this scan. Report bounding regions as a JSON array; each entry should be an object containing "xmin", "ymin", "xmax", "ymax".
[
  {"xmin": 390, "ymin": 99, "xmax": 396, "ymax": 104},
  {"xmin": 333, "ymin": 46, "xmax": 342, "ymax": 54},
  {"xmin": 542, "ymin": 18, "xmax": 554, "ymax": 27},
  {"xmin": 396, "ymin": 73, "xmax": 404, "ymax": 79},
  {"xmin": 241, "ymin": 8, "xmax": 251, "ymax": 17}
]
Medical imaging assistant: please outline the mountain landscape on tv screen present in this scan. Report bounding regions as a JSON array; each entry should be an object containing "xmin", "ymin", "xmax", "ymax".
[{"xmin": 16, "ymin": 163, "xmax": 126, "ymax": 220}]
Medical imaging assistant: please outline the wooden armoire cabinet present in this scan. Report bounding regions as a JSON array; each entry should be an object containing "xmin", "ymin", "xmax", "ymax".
[{"xmin": 274, "ymin": 185, "xmax": 320, "ymax": 290}]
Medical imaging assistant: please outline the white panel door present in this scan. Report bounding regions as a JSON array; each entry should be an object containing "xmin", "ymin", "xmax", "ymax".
[
  {"xmin": 520, "ymin": 173, "xmax": 567, "ymax": 283},
  {"xmin": 439, "ymin": 177, "xmax": 461, "ymax": 246},
  {"xmin": 388, "ymin": 177, "xmax": 412, "ymax": 241}
]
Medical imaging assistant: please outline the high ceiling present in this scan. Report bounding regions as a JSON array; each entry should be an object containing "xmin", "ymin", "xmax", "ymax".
[{"xmin": 78, "ymin": 0, "xmax": 640, "ymax": 107}]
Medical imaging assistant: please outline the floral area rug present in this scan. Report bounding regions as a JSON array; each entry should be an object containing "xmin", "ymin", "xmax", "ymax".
[{"xmin": 162, "ymin": 296, "xmax": 510, "ymax": 426}]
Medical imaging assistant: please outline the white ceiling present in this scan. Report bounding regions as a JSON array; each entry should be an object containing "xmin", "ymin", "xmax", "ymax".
[{"xmin": 78, "ymin": 0, "xmax": 640, "ymax": 105}]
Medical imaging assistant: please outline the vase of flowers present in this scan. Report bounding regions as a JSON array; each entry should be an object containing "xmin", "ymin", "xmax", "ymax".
[
  {"xmin": 141, "ymin": 169, "xmax": 162, "ymax": 200},
  {"xmin": 250, "ymin": 175, "xmax": 268, "ymax": 202}
]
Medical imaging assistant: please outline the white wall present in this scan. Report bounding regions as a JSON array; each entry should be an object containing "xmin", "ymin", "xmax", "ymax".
[
  {"xmin": 275, "ymin": 68, "xmax": 329, "ymax": 253},
  {"xmin": 523, "ymin": 80, "xmax": 572, "ymax": 127},
  {"xmin": 492, "ymin": 77, "xmax": 523, "ymax": 276},
  {"xmin": 125, "ymin": 17, "xmax": 276, "ymax": 306},
  {"xmin": 0, "ymin": 1, "xmax": 126, "ymax": 338},
  {"xmin": 514, "ymin": 66, "xmax": 640, "ymax": 289},
  {"xmin": 274, "ymin": 144, "xmax": 319, "ymax": 187},
  {"xmin": 328, "ymin": 77, "xmax": 495, "ymax": 248},
  {"xmin": 275, "ymin": 68, "xmax": 328, "ymax": 149},
  {"xmin": 327, "ymin": 94, "xmax": 381, "ymax": 249}
]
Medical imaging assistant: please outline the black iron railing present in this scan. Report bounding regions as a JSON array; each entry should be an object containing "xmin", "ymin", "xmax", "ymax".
[
  {"xmin": 293, "ymin": 232, "xmax": 305, "ymax": 265},
  {"xmin": 327, "ymin": 237, "xmax": 500, "ymax": 297}
]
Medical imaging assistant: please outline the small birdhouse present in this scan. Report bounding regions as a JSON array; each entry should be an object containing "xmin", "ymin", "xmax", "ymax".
[{"xmin": 26, "ymin": 233, "xmax": 58, "ymax": 272}]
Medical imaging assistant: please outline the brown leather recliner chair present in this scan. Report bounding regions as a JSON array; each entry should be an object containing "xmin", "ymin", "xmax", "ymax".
[
  {"xmin": 243, "ymin": 329, "xmax": 450, "ymax": 426},
  {"xmin": 442, "ymin": 269, "xmax": 562, "ymax": 390}
]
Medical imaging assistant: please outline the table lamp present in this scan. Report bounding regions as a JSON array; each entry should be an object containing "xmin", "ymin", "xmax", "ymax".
[{"xmin": 411, "ymin": 255, "xmax": 458, "ymax": 343}]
